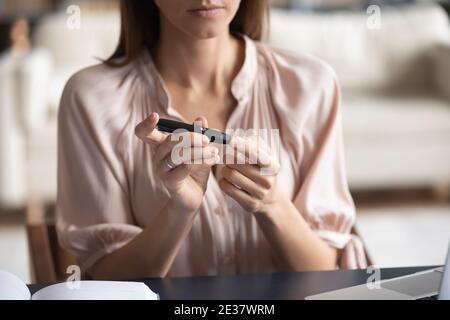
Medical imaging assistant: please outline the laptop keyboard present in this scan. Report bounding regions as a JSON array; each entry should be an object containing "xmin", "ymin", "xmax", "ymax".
[{"xmin": 381, "ymin": 270, "xmax": 442, "ymax": 297}]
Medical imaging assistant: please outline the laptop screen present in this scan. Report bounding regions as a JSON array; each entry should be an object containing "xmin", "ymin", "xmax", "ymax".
[{"xmin": 438, "ymin": 243, "xmax": 450, "ymax": 300}]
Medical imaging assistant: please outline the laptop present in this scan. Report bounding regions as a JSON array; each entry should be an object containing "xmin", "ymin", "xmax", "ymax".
[{"xmin": 306, "ymin": 242, "xmax": 450, "ymax": 300}]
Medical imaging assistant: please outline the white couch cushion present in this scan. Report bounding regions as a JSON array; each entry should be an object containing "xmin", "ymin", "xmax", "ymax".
[
  {"xmin": 269, "ymin": 5, "xmax": 450, "ymax": 91},
  {"xmin": 0, "ymin": 53, "xmax": 27, "ymax": 207},
  {"xmin": 342, "ymin": 91, "xmax": 450, "ymax": 188},
  {"xmin": 27, "ymin": 122, "xmax": 57, "ymax": 201},
  {"xmin": 34, "ymin": 11, "xmax": 120, "ymax": 113},
  {"xmin": 342, "ymin": 91, "xmax": 450, "ymax": 141},
  {"xmin": 34, "ymin": 11, "xmax": 120, "ymax": 71}
]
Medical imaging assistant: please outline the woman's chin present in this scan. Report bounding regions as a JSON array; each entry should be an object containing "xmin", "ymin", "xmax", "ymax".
[
  {"xmin": 175, "ymin": 18, "xmax": 230, "ymax": 40},
  {"xmin": 186, "ymin": 27, "xmax": 229, "ymax": 40}
]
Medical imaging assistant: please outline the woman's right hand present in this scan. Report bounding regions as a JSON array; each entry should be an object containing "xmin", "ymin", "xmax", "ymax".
[{"xmin": 135, "ymin": 112, "xmax": 220, "ymax": 213}]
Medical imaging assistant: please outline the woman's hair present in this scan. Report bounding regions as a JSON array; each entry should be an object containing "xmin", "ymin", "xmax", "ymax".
[{"xmin": 105, "ymin": 0, "xmax": 269, "ymax": 67}]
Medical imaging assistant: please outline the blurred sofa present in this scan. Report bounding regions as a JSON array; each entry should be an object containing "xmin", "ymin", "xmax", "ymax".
[
  {"xmin": 0, "ymin": 11, "xmax": 120, "ymax": 209},
  {"xmin": 1, "ymin": 4, "xmax": 450, "ymax": 209},
  {"xmin": 269, "ymin": 4, "xmax": 450, "ymax": 190},
  {"xmin": 0, "ymin": 48, "xmax": 53, "ymax": 208}
]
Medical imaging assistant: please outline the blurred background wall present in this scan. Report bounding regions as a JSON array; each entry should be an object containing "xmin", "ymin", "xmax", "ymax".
[{"xmin": 0, "ymin": 0, "xmax": 450, "ymax": 283}]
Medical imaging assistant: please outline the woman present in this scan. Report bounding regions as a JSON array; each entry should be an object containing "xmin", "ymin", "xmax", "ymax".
[{"xmin": 56, "ymin": 0, "xmax": 367, "ymax": 280}]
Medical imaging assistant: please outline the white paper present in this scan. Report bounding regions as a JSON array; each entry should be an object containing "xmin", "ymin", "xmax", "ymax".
[
  {"xmin": 0, "ymin": 271, "xmax": 31, "ymax": 300},
  {"xmin": 0, "ymin": 270, "xmax": 159, "ymax": 300},
  {"xmin": 31, "ymin": 281, "xmax": 159, "ymax": 300}
]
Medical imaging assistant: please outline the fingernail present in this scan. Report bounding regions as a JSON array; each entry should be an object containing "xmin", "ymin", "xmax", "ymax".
[{"xmin": 202, "ymin": 135, "xmax": 210, "ymax": 145}]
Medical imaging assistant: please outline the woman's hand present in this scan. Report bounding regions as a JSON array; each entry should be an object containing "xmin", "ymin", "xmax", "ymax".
[
  {"xmin": 219, "ymin": 136, "xmax": 281, "ymax": 215},
  {"xmin": 135, "ymin": 112, "xmax": 220, "ymax": 213}
]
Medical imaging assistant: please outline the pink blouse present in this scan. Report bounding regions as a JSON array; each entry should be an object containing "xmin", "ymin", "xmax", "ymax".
[{"xmin": 56, "ymin": 36, "xmax": 367, "ymax": 277}]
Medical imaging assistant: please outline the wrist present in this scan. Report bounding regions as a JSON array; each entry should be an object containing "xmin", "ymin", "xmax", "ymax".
[
  {"xmin": 256, "ymin": 191, "xmax": 289, "ymax": 222},
  {"xmin": 167, "ymin": 199, "xmax": 198, "ymax": 218}
]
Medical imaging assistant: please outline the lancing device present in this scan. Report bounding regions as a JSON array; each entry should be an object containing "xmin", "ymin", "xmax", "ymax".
[{"xmin": 156, "ymin": 118, "xmax": 232, "ymax": 144}]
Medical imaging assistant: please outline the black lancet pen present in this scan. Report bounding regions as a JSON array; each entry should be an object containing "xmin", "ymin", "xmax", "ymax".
[{"xmin": 156, "ymin": 118, "xmax": 232, "ymax": 144}]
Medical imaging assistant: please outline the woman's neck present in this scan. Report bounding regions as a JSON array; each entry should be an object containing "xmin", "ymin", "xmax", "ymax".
[{"xmin": 153, "ymin": 17, "xmax": 244, "ymax": 95}]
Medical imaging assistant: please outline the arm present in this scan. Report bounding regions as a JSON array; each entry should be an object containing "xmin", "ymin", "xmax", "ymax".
[
  {"xmin": 219, "ymin": 144, "xmax": 338, "ymax": 271},
  {"xmin": 91, "ymin": 201, "xmax": 196, "ymax": 279},
  {"xmin": 254, "ymin": 193, "xmax": 338, "ymax": 271},
  {"xmin": 92, "ymin": 114, "xmax": 220, "ymax": 279},
  {"xmin": 220, "ymin": 75, "xmax": 355, "ymax": 271},
  {"xmin": 57, "ymin": 80, "xmax": 219, "ymax": 280}
]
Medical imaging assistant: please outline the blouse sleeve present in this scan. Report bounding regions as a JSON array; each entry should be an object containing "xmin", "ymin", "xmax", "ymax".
[
  {"xmin": 289, "ymin": 62, "xmax": 368, "ymax": 269},
  {"xmin": 263, "ymin": 45, "xmax": 368, "ymax": 269},
  {"xmin": 56, "ymin": 71, "xmax": 142, "ymax": 273}
]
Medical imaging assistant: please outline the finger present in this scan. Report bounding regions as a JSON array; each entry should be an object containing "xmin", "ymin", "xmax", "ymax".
[
  {"xmin": 170, "ymin": 145, "xmax": 219, "ymax": 166},
  {"xmin": 194, "ymin": 116, "xmax": 209, "ymax": 129},
  {"xmin": 164, "ymin": 155, "xmax": 221, "ymax": 184},
  {"xmin": 165, "ymin": 164, "xmax": 191, "ymax": 185},
  {"xmin": 193, "ymin": 116, "xmax": 211, "ymax": 145},
  {"xmin": 158, "ymin": 147, "xmax": 219, "ymax": 174},
  {"xmin": 184, "ymin": 154, "xmax": 221, "ymax": 170},
  {"xmin": 229, "ymin": 136, "xmax": 272, "ymax": 168},
  {"xmin": 183, "ymin": 146, "xmax": 219, "ymax": 164},
  {"xmin": 135, "ymin": 112, "xmax": 167, "ymax": 144},
  {"xmin": 203, "ymin": 154, "xmax": 221, "ymax": 167},
  {"xmin": 219, "ymin": 179, "xmax": 259, "ymax": 213},
  {"xmin": 226, "ymin": 164, "xmax": 274, "ymax": 190},
  {"xmin": 155, "ymin": 131, "xmax": 210, "ymax": 162},
  {"xmin": 221, "ymin": 167, "xmax": 268, "ymax": 200}
]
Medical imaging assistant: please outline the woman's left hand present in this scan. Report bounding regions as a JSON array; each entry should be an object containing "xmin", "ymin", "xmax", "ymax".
[{"xmin": 218, "ymin": 136, "xmax": 281, "ymax": 214}]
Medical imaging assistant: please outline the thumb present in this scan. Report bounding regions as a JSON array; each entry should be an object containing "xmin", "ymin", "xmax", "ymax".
[{"xmin": 135, "ymin": 112, "xmax": 167, "ymax": 144}]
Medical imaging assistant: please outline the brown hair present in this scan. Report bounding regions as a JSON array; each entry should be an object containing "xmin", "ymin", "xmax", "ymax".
[{"xmin": 106, "ymin": 0, "xmax": 268, "ymax": 66}]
